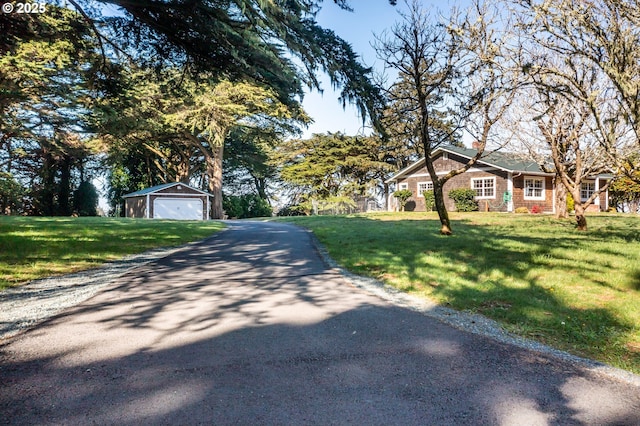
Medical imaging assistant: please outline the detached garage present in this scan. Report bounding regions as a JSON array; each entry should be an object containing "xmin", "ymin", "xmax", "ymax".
[{"xmin": 123, "ymin": 183, "xmax": 213, "ymax": 220}]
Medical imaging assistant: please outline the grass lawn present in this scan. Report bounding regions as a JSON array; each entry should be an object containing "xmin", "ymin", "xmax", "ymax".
[
  {"xmin": 0, "ymin": 216, "xmax": 225, "ymax": 289},
  {"xmin": 277, "ymin": 212, "xmax": 640, "ymax": 374}
]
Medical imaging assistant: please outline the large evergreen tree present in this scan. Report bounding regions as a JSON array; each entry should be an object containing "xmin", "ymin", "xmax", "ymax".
[
  {"xmin": 65, "ymin": 0, "xmax": 386, "ymax": 122},
  {"xmin": 0, "ymin": 6, "xmax": 108, "ymax": 215}
]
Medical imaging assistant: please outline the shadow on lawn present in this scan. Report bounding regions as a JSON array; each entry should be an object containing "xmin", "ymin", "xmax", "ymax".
[
  {"xmin": 0, "ymin": 217, "xmax": 223, "ymax": 266},
  {"xmin": 1, "ymin": 220, "xmax": 639, "ymax": 424},
  {"xmin": 316, "ymin": 215, "xmax": 639, "ymax": 367}
]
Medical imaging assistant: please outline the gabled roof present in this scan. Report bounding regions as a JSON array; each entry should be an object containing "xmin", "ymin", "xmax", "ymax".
[
  {"xmin": 386, "ymin": 145, "xmax": 552, "ymax": 183},
  {"xmin": 122, "ymin": 182, "xmax": 211, "ymax": 198}
]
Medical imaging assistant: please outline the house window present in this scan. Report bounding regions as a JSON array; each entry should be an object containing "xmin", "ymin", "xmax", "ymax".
[
  {"xmin": 581, "ymin": 181, "xmax": 595, "ymax": 201},
  {"xmin": 399, "ymin": 182, "xmax": 409, "ymax": 191},
  {"xmin": 524, "ymin": 177, "xmax": 545, "ymax": 200},
  {"xmin": 417, "ymin": 182, "xmax": 434, "ymax": 197},
  {"xmin": 471, "ymin": 177, "xmax": 495, "ymax": 199}
]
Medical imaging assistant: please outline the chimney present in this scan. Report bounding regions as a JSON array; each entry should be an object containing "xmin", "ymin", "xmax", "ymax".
[{"xmin": 472, "ymin": 141, "xmax": 482, "ymax": 150}]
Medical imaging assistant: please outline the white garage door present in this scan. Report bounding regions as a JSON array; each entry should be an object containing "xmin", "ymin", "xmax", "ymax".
[{"xmin": 153, "ymin": 198, "xmax": 203, "ymax": 220}]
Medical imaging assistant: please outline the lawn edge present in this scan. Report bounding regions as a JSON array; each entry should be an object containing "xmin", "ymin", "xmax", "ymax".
[
  {"xmin": 301, "ymin": 225, "xmax": 640, "ymax": 388},
  {"xmin": 0, "ymin": 226, "xmax": 229, "ymax": 340}
]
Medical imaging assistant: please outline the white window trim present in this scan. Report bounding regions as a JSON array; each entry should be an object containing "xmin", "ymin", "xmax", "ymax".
[
  {"xmin": 399, "ymin": 182, "xmax": 409, "ymax": 190},
  {"xmin": 417, "ymin": 181, "xmax": 434, "ymax": 197},
  {"xmin": 471, "ymin": 177, "xmax": 496, "ymax": 199},
  {"xmin": 523, "ymin": 176, "xmax": 546, "ymax": 201},
  {"xmin": 581, "ymin": 181, "xmax": 595, "ymax": 202}
]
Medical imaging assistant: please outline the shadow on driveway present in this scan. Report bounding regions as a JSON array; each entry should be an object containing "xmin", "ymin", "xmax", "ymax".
[{"xmin": 1, "ymin": 221, "xmax": 639, "ymax": 425}]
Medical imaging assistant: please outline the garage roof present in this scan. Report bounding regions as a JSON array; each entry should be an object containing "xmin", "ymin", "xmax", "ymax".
[{"xmin": 122, "ymin": 183, "xmax": 211, "ymax": 198}]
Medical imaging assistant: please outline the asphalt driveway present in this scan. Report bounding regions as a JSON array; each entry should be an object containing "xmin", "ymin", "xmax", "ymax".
[{"xmin": 1, "ymin": 221, "xmax": 639, "ymax": 425}]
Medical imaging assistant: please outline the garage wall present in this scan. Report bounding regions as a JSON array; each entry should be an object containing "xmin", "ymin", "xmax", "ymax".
[{"xmin": 125, "ymin": 197, "xmax": 147, "ymax": 218}]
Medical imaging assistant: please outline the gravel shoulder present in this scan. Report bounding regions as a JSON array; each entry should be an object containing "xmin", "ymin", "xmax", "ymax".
[
  {"xmin": 1, "ymin": 224, "xmax": 638, "ymax": 389},
  {"xmin": 0, "ymin": 243, "xmax": 202, "ymax": 341}
]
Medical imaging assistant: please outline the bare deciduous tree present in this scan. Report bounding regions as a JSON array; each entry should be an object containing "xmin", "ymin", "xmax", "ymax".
[
  {"xmin": 509, "ymin": 0, "xmax": 638, "ymax": 229},
  {"xmin": 375, "ymin": 0, "xmax": 519, "ymax": 234}
]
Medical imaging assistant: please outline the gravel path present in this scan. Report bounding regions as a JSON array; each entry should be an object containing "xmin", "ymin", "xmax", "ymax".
[
  {"xmin": 0, "ymin": 244, "xmax": 194, "ymax": 341},
  {"xmin": 1, "ymin": 223, "xmax": 638, "ymax": 390}
]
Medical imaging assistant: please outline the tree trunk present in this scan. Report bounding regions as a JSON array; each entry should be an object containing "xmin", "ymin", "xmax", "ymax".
[
  {"xmin": 433, "ymin": 180, "xmax": 452, "ymax": 235},
  {"xmin": 253, "ymin": 175, "xmax": 268, "ymax": 201},
  {"xmin": 555, "ymin": 178, "xmax": 568, "ymax": 219},
  {"xmin": 58, "ymin": 155, "xmax": 72, "ymax": 216},
  {"xmin": 41, "ymin": 150, "xmax": 56, "ymax": 216},
  {"xmin": 176, "ymin": 160, "xmax": 190, "ymax": 183},
  {"xmin": 574, "ymin": 202, "xmax": 588, "ymax": 231},
  {"xmin": 207, "ymin": 144, "xmax": 224, "ymax": 219}
]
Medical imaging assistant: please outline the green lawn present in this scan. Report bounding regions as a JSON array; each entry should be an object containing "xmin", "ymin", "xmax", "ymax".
[
  {"xmin": 277, "ymin": 212, "xmax": 640, "ymax": 374},
  {"xmin": 0, "ymin": 217, "xmax": 225, "ymax": 289}
]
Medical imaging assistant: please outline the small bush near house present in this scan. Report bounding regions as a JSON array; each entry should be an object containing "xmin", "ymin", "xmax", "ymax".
[
  {"xmin": 393, "ymin": 189, "xmax": 413, "ymax": 212},
  {"xmin": 531, "ymin": 205, "xmax": 542, "ymax": 214},
  {"xmin": 423, "ymin": 190, "xmax": 435, "ymax": 211},
  {"xmin": 515, "ymin": 207, "xmax": 530, "ymax": 214},
  {"xmin": 449, "ymin": 188, "xmax": 478, "ymax": 212}
]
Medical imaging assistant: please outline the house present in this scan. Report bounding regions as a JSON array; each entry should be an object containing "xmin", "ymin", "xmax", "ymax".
[
  {"xmin": 123, "ymin": 183, "xmax": 213, "ymax": 220},
  {"xmin": 385, "ymin": 145, "xmax": 611, "ymax": 213}
]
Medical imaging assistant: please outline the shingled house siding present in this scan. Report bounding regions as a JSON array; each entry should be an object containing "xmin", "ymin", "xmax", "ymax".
[
  {"xmin": 512, "ymin": 175, "xmax": 554, "ymax": 213},
  {"xmin": 396, "ymin": 153, "xmax": 470, "ymax": 211},
  {"xmin": 384, "ymin": 146, "xmax": 615, "ymax": 215},
  {"xmin": 467, "ymin": 170, "xmax": 510, "ymax": 212},
  {"xmin": 396, "ymin": 153, "xmax": 513, "ymax": 212}
]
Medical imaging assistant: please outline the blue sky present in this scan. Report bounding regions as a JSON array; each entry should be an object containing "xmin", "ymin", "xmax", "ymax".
[{"xmin": 301, "ymin": 0, "xmax": 466, "ymax": 138}]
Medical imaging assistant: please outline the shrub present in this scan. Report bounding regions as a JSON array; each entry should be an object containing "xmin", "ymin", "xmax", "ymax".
[
  {"xmin": 223, "ymin": 194, "xmax": 273, "ymax": 218},
  {"xmin": 247, "ymin": 196, "xmax": 272, "ymax": 218},
  {"xmin": 566, "ymin": 193, "xmax": 575, "ymax": 212},
  {"xmin": 72, "ymin": 181, "xmax": 99, "ymax": 216},
  {"xmin": 0, "ymin": 172, "xmax": 24, "ymax": 214},
  {"xmin": 222, "ymin": 195, "xmax": 243, "ymax": 218},
  {"xmin": 393, "ymin": 189, "xmax": 413, "ymax": 211},
  {"xmin": 515, "ymin": 207, "xmax": 530, "ymax": 214},
  {"xmin": 277, "ymin": 204, "xmax": 308, "ymax": 216},
  {"xmin": 315, "ymin": 196, "xmax": 357, "ymax": 215},
  {"xmin": 448, "ymin": 188, "xmax": 478, "ymax": 212},
  {"xmin": 531, "ymin": 205, "xmax": 542, "ymax": 214},
  {"xmin": 423, "ymin": 190, "xmax": 435, "ymax": 211}
]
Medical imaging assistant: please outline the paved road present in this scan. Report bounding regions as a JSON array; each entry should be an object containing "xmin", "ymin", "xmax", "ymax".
[{"xmin": 1, "ymin": 221, "xmax": 639, "ymax": 425}]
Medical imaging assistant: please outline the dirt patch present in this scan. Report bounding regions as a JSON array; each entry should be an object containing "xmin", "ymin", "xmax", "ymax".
[{"xmin": 626, "ymin": 342, "xmax": 640, "ymax": 353}]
